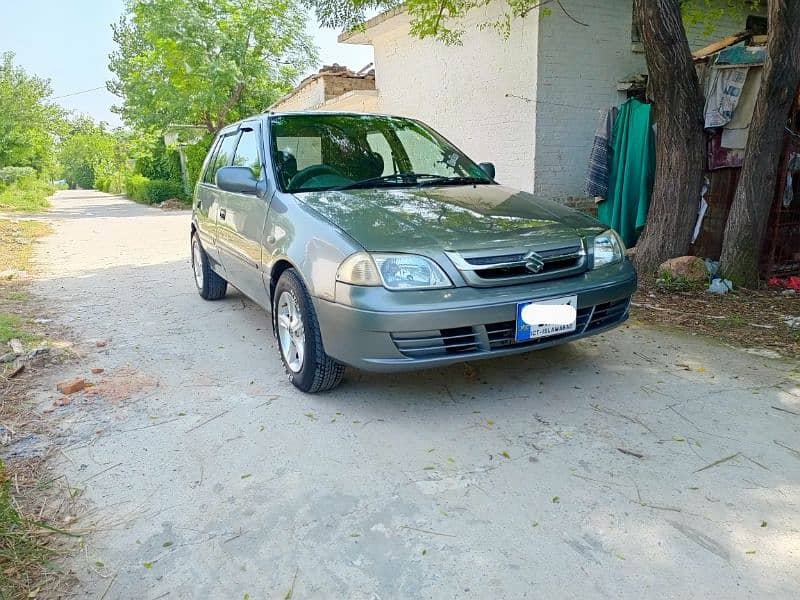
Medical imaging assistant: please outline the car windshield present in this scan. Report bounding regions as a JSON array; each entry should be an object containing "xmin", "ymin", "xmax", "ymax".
[{"xmin": 269, "ymin": 114, "xmax": 493, "ymax": 193}]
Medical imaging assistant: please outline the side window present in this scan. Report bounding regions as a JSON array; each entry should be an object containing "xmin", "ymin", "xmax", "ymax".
[
  {"xmin": 366, "ymin": 132, "xmax": 394, "ymax": 176},
  {"xmin": 232, "ymin": 128, "xmax": 262, "ymax": 179},
  {"xmin": 201, "ymin": 138, "xmax": 222, "ymax": 184},
  {"xmin": 207, "ymin": 133, "xmax": 240, "ymax": 185}
]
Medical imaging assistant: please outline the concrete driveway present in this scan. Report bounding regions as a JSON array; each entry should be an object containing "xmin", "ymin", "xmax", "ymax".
[{"xmin": 30, "ymin": 190, "xmax": 800, "ymax": 599}]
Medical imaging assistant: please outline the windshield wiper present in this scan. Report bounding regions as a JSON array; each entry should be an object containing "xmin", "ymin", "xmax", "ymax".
[
  {"xmin": 330, "ymin": 173, "xmax": 445, "ymax": 192},
  {"xmin": 416, "ymin": 176, "xmax": 490, "ymax": 188}
]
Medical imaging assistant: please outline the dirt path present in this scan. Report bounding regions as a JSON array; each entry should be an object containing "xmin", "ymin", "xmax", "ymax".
[{"xmin": 29, "ymin": 190, "xmax": 800, "ymax": 598}]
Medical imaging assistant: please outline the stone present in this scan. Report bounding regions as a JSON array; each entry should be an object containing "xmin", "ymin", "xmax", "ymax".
[
  {"xmin": 91, "ymin": 368, "xmax": 104, "ymax": 374},
  {"xmin": 8, "ymin": 338, "xmax": 24, "ymax": 355},
  {"xmin": 95, "ymin": 340, "xmax": 107, "ymax": 348},
  {"xmin": 658, "ymin": 256, "xmax": 708, "ymax": 282},
  {"xmin": 0, "ymin": 352, "xmax": 16, "ymax": 364},
  {"xmin": 56, "ymin": 378, "xmax": 87, "ymax": 395},
  {"xmin": 26, "ymin": 347, "xmax": 50, "ymax": 360},
  {"xmin": 53, "ymin": 397, "xmax": 71, "ymax": 407}
]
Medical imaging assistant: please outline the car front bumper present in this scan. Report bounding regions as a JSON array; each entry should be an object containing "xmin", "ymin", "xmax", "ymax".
[{"xmin": 313, "ymin": 260, "xmax": 637, "ymax": 372}]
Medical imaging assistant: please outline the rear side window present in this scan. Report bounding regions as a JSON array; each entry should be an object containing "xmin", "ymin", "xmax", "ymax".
[
  {"xmin": 206, "ymin": 133, "xmax": 240, "ymax": 185},
  {"xmin": 201, "ymin": 138, "xmax": 222, "ymax": 184},
  {"xmin": 233, "ymin": 129, "xmax": 262, "ymax": 179}
]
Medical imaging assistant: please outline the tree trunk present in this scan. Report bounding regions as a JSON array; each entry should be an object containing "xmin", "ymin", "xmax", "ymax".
[
  {"xmin": 719, "ymin": 0, "xmax": 800, "ymax": 287},
  {"xmin": 632, "ymin": 0, "xmax": 706, "ymax": 274}
]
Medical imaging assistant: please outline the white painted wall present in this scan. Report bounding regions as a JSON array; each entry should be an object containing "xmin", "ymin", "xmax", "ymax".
[
  {"xmin": 369, "ymin": 4, "xmax": 539, "ymax": 191},
  {"xmin": 533, "ymin": 0, "xmax": 645, "ymax": 199}
]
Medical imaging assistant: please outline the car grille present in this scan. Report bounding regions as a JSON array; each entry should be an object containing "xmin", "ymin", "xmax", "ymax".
[
  {"xmin": 445, "ymin": 243, "xmax": 587, "ymax": 287},
  {"xmin": 390, "ymin": 298, "xmax": 630, "ymax": 359}
]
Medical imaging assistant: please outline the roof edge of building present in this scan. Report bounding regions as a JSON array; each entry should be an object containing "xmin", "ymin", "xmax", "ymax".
[{"xmin": 338, "ymin": 7, "xmax": 407, "ymax": 44}]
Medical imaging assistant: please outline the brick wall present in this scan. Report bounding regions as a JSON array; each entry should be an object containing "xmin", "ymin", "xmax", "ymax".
[{"xmin": 322, "ymin": 74, "xmax": 376, "ymax": 101}]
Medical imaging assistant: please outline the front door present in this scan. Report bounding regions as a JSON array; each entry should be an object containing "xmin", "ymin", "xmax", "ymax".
[{"xmin": 216, "ymin": 123, "xmax": 271, "ymax": 307}]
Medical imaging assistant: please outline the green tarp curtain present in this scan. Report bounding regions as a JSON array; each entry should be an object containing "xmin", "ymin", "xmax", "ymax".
[{"xmin": 598, "ymin": 98, "xmax": 655, "ymax": 247}]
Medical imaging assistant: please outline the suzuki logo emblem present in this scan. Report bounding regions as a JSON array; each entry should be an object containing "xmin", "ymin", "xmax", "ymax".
[{"xmin": 524, "ymin": 251, "xmax": 545, "ymax": 273}]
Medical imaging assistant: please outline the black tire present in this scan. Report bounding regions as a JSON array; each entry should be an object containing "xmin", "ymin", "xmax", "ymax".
[
  {"xmin": 273, "ymin": 269, "xmax": 345, "ymax": 393},
  {"xmin": 192, "ymin": 233, "xmax": 227, "ymax": 300}
]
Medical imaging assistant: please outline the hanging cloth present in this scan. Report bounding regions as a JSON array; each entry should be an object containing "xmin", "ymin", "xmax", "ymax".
[
  {"xmin": 598, "ymin": 98, "xmax": 655, "ymax": 247},
  {"xmin": 704, "ymin": 67, "xmax": 748, "ymax": 129},
  {"xmin": 585, "ymin": 107, "xmax": 618, "ymax": 198}
]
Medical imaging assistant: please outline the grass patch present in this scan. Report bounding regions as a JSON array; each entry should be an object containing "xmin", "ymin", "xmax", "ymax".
[
  {"xmin": 0, "ymin": 460, "xmax": 55, "ymax": 598},
  {"xmin": 0, "ymin": 219, "xmax": 52, "ymax": 275},
  {"xmin": 0, "ymin": 312, "xmax": 37, "ymax": 345},
  {"xmin": 656, "ymin": 269, "xmax": 708, "ymax": 292},
  {"xmin": 0, "ymin": 178, "xmax": 54, "ymax": 213}
]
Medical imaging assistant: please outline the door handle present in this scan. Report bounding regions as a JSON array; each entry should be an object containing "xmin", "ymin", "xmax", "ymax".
[{"xmin": 219, "ymin": 208, "xmax": 226, "ymax": 220}]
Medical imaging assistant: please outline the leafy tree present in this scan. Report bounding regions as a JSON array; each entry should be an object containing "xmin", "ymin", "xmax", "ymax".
[
  {"xmin": 108, "ymin": 0, "xmax": 318, "ymax": 134},
  {"xmin": 59, "ymin": 117, "xmax": 128, "ymax": 189},
  {"xmin": 0, "ymin": 52, "xmax": 65, "ymax": 173}
]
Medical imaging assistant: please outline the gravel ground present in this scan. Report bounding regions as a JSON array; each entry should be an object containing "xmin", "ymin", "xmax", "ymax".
[{"xmin": 25, "ymin": 190, "xmax": 800, "ymax": 599}]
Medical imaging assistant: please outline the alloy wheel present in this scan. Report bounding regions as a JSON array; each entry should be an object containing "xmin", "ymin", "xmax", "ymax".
[
  {"xmin": 277, "ymin": 291, "xmax": 306, "ymax": 372},
  {"xmin": 192, "ymin": 239, "xmax": 204, "ymax": 290}
]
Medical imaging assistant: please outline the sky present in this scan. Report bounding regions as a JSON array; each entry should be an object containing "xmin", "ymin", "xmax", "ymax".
[{"xmin": 0, "ymin": 0, "xmax": 373, "ymax": 128}]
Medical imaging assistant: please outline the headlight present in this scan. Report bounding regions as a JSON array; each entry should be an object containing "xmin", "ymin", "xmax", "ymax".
[
  {"xmin": 592, "ymin": 229, "xmax": 625, "ymax": 268},
  {"xmin": 337, "ymin": 252, "xmax": 452, "ymax": 290}
]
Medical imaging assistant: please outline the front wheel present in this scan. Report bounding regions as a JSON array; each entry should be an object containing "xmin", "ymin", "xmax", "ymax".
[{"xmin": 274, "ymin": 269, "xmax": 345, "ymax": 393}]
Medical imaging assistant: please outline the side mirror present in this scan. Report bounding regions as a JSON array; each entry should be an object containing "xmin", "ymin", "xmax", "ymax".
[
  {"xmin": 216, "ymin": 166, "xmax": 259, "ymax": 194},
  {"xmin": 479, "ymin": 162, "xmax": 496, "ymax": 180}
]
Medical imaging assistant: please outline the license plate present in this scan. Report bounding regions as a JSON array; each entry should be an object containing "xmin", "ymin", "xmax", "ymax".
[{"xmin": 515, "ymin": 295, "xmax": 578, "ymax": 342}]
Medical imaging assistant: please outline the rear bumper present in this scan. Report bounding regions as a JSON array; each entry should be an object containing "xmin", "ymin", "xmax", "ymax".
[{"xmin": 313, "ymin": 261, "xmax": 636, "ymax": 372}]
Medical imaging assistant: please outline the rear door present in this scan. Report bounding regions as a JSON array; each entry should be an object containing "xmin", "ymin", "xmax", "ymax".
[
  {"xmin": 216, "ymin": 122, "xmax": 271, "ymax": 306},
  {"xmin": 194, "ymin": 136, "xmax": 222, "ymax": 256},
  {"xmin": 195, "ymin": 131, "xmax": 240, "ymax": 264}
]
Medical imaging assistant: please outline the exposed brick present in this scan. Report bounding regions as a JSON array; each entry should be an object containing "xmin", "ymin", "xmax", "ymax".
[{"xmin": 56, "ymin": 378, "xmax": 87, "ymax": 395}]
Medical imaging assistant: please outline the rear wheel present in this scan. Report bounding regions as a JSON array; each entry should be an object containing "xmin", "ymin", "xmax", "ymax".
[
  {"xmin": 274, "ymin": 269, "xmax": 345, "ymax": 393},
  {"xmin": 192, "ymin": 234, "xmax": 227, "ymax": 300}
]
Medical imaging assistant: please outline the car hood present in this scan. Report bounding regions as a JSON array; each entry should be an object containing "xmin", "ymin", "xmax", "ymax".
[{"xmin": 294, "ymin": 184, "xmax": 606, "ymax": 252}]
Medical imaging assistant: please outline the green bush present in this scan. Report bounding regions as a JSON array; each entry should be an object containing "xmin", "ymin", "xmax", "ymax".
[
  {"xmin": 0, "ymin": 166, "xmax": 36, "ymax": 186},
  {"xmin": 0, "ymin": 176, "xmax": 54, "ymax": 212},
  {"xmin": 70, "ymin": 163, "xmax": 95, "ymax": 189},
  {"xmin": 184, "ymin": 134, "xmax": 214, "ymax": 191},
  {"xmin": 135, "ymin": 138, "xmax": 183, "ymax": 183},
  {"xmin": 94, "ymin": 176, "xmax": 110, "ymax": 192},
  {"xmin": 125, "ymin": 175, "xmax": 182, "ymax": 204}
]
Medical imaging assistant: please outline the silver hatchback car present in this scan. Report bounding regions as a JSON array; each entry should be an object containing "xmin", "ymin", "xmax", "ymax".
[{"xmin": 190, "ymin": 112, "xmax": 636, "ymax": 392}]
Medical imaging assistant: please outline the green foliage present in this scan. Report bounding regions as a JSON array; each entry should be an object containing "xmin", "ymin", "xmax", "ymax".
[
  {"xmin": 0, "ymin": 166, "xmax": 36, "ymax": 187},
  {"xmin": 681, "ymin": 0, "xmax": 762, "ymax": 36},
  {"xmin": 134, "ymin": 138, "xmax": 182, "ymax": 182},
  {"xmin": 0, "ymin": 52, "xmax": 65, "ymax": 174},
  {"xmin": 108, "ymin": 0, "xmax": 318, "ymax": 134},
  {"xmin": 0, "ymin": 176, "xmax": 54, "ymax": 212},
  {"xmin": 125, "ymin": 174, "xmax": 183, "ymax": 204},
  {"xmin": 184, "ymin": 133, "xmax": 215, "ymax": 191},
  {"xmin": 59, "ymin": 117, "xmax": 131, "ymax": 190}
]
